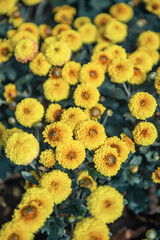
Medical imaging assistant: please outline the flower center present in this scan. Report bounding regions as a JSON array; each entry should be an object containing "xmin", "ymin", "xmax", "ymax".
[
  {"xmin": 141, "ymin": 129, "xmax": 148, "ymax": 136},
  {"xmin": 79, "ymin": 177, "xmax": 92, "ymax": 188},
  {"xmin": 49, "ymin": 128, "xmax": 60, "ymax": 141},
  {"xmin": 45, "ymin": 27, "xmax": 52, "ymax": 36},
  {"xmin": 105, "ymin": 200, "xmax": 111, "ymax": 208},
  {"xmin": 110, "ymin": 144, "xmax": 120, "ymax": 154},
  {"xmin": 67, "ymin": 151, "xmax": 76, "ymax": 159},
  {"xmin": 88, "ymin": 128, "xmax": 97, "ymax": 137},
  {"xmin": 50, "ymin": 67, "xmax": 62, "ymax": 79},
  {"xmin": 105, "ymin": 154, "xmax": 117, "ymax": 166},
  {"xmin": 81, "ymin": 91, "xmax": 90, "ymax": 100},
  {"xmin": 134, "ymin": 67, "xmax": 141, "ymax": 76},
  {"xmin": 51, "ymin": 181, "xmax": 59, "ymax": 190},
  {"xmin": 152, "ymin": 3, "xmax": 160, "ymax": 10},
  {"xmin": 140, "ymin": 99, "xmax": 146, "ymax": 107},
  {"xmin": 54, "ymin": 109, "xmax": 63, "ymax": 121},
  {"xmin": 90, "ymin": 107, "xmax": 101, "ymax": 117},
  {"xmin": 23, "ymin": 108, "xmax": 30, "ymax": 114},
  {"xmin": 1, "ymin": 47, "xmax": 9, "ymax": 56},
  {"xmin": 21, "ymin": 205, "xmax": 37, "ymax": 219},
  {"xmin": 62, "ymin": 15, "xmax": 72, "ymax": 24},
  {"xmin": 99, "ymin": 55, "xmax": 109, "ymax": 64},
  {"xmin": 89, "ymin": 70, "xmax": 97, "ymax": 79},
  {"xmin": 116, "ymin": 64, "xmax": 124, "ymax": 71},
  {"xmin": 69, "ymin": 70, "xmax": 76, "ymax": 77},
  {"xmin": 8, "ymin": 233, "xmax": 19, "ymax": 240},
  {"xmin": 100, "ymin": 17, "xmax": 108, "ymax": 26}
]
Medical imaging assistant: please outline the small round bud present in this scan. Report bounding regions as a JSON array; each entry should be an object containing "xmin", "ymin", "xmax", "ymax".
[
  {"xmin": 148, "ymin": 72, "xmax": 157, "ymax": 80},
  {"xmin": 145, "ymin": 229, "xmax": 157, "ymax": 240},
  {"xmin": 130, "ymin": 166, "xmax": 138, "ymax": 173},
  {"xmin": 106, "ymin": 109, "xmax": 113, "ymax": 117},
  {"xmin": 100, "ymin": 96, "xmax": 106, "ymax": 102},
  {"xmin": 136, "ymin": 18, "xmax": 147, "ymax": 27},
  {"xmin": 8, "ymin": 117, "xmax": 16, "ymax": 125},
  {"xmin": 33, "ymin": 122, "xmax": 43, "ymax": 129},
  {"xmin": 154, "ymin": 155, "xmax": 159, "ymax": 161},
  {"xmin": 69, "ymin": 216, "xmax": 76, "ymax": 223},
  {"xmin": 77, "ymin": 216, "xmax": 83, "ymax": 221}
]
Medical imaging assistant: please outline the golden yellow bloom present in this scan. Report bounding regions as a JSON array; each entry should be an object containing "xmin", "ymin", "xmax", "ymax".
[
  {"xmin": 138, "ymin": 47, "xmax": 159, "ymax": 66},
  {"xmin": 56, "ymin": 140, "xmax": 86, "ymax": 169},
  {"xmin": 79, "ymin": 62, "xmax": 105, "ymax": 87},
  {"xmin": 137, "ymin": 30, "xmax": 160, "ymax": 50},
  {"xmin": 128, "ymin": 92, "xmax": 157, "ymax": 120},
  {"xmin": 133, "ymin": 121, "xmax": 158, "ymax": 146},
  {"xmin": 52, "ymin": 23, "xmax": 71, "ymax": 36},
  {"xmin": 94, "ymin": 13, "xmax": 113, "ymax": 28},
  {"xmin": 58, "ymin": 29, "xmax": 82, "ymax": 52},
  {"xmin": 0, "ymin": 0, "xmax": 17, "ymax": 15},
  {"xmin": 15, "ymin": 38, "xmax": 38, "ymax": 63},
  {"xmin": 22, "ymin": 0, "xmax": 42, "ymax": 5},
  {"xmin": 120, "ymin": 133, "xmax": 135, "ymax": 154},
  {"xmin": 60, "ymin": 107, "xmax": 88, "ymax": 130},
  {"xmin": 0, "ymin": 39, "xmax": 13, "ymax": 63},
  {"xmin": 0, "ymin": 122, "xmax": 6, "ymax": 146},
  {"xmin": 39, "ymin": 24, "xmax": 52, "ymax": 39},
  {"xmin": 152, "ymin": 167, "xmax": 160, "ymax": 183},
  {"xmin": 87, "ymin": 185, "xmax": 124, "ymax": 224},
  {"xmin": 5, "ymin": 132, "xmax": 39, "ymax": 165},
  {"xmin": 75, "ymin": 120, "xmax": 106, "ymax": 150},
  {"xmin": 54, "ymin": 6, "xmax": 76, "ymax": 25},
  {"xmin": 146, "ymin": 0, "xmax": 160, "ymax": 18},
  {"xmin": 40, "ymin": 36, "xmax": 57, "ymax": 53},
  {"xmin": 91, "ymin": 51, "xmax": 112, "ymax": 72},
  {"xmin": 45, "ymin": 104, "xmax": 64, "ymax": 123},
  {"xmin": 74, "ymin": 16, "xmax": 91, "ymax": 29},
  {"xmin": 93, "ymin": 42, "xmax": 111, "ymax": 53},
  {"xmin": 45, "ymin": 41, "xmax": 71, "ymax": 66},
  {"xmin": 43, "ymin": 122, "xmax": 73, "ymax": 147},
  {"xmin": 15, "ymin": 98, "xmax": 44, "ymax": 128},
  {"xmin": 8, "ymin": 6, "xmax": 24, "ymax": 28},
  {"xmin": 18, "ymin": 22, "xmax": 39, "ymax": 40},
  {"xmin": 108, "ymin": 58, "xmax": 134, "ymax": 83},
  {"xmin": 97, "ymin": 27, "xmax": 113, "ymax": 44},
  {"xmin": 2, "ymin": 128, "xmax": 23, "ymax": 147},
  {"xmin": 39, "ymin": 170, "xmax": 72, "ymax": 204},
  {"xmin": 0, "ymin": 221, "xmax": 34, "ymax": 240},
  {"xmin": 62, "ymin": 61, "xmax": 81, "ymax": 85},
  {"xmin": 43, "ymin": 78, "xmax": 70, "ymax": 102},
  {"xmin": 104, "ymin": 20, "xmax": 128, "ymax": 43},
  {"xmin": 93, "ymin": 145, "xmax": 122, "ymax": 177},
  {"xmin": 30, "ymin": 53, "xmax": 51, "ymax": 76},
  {"xmin": 39, "ymin": 149, "xmax": 56, "ymax": 168},
  {"xmin": 11, "ymin": 31, "xmax": 38, "ymax": 48},
  {"xmin": 85, "ymin": 103, "xmax": 106, "ymax": 120},
  {"xmin": 74, "ymin": 83, "xmax": 100, "ymax": 108},
  {"xmin": 128, "ymin": 67, "xmax": 146, "ymax": 85},
  {"xmin": 78, "ymin": 23, "xmax": 97, "ymax": 44},
  {"xmin": 109, "ymin": 3, "xmax": 134, "ymax": 22},
  {"xmin": 77, "ymin": 170, "xmax": 97, "ymax": 192},
  {"xmin": 4, "ymin": 83, "xmax": 17, "ymax": 103},
  {"xmin": 72, "ymin": 217, "xmax": 110, "ymax": 240},
  {"xmin": 49, "ymin": 67, "xmax": 62, "ymax": 80},
  {"xmin": 107, "ymin": 44, "xmax": 127, "ymax": 60},
  {"xmin": 155, "ymin": 75, "xmax": 160, "ymax": 94}
]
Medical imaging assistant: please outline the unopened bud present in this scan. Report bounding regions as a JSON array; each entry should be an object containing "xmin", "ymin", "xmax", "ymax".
[
  {"xmin": 8, "ymin": 117, "xmax": 16, "ymax": 125},
  {"xmin": 33, "ymin": 122, "xmax": 43, "ymax": 129},
  {"xmin": 130, "ymin": 165, "xmax": 138, "ymax": 173},
  {"xmin": 145, "ymin": 229, "xmax": 157, "ymax": 240},
  {"xmin": 106, "ymin": 109, "xmax": 113, "ymax": 117}
]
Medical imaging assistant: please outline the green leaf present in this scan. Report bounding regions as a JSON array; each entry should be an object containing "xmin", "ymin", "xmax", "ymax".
[
  {"xmin": 21, "ymin": 171, "xmax": 39, "ymax": 185},
  {"xmin": 123, "ymin": 112, "xmax": 136, "ymax": 123},
  {"xmin": 123, "ymin": 199, "xmax": 128, "ymax": 206},
  {"xmin": 130, "ymin": 156, "xmax": 142, "ymax": 166}
]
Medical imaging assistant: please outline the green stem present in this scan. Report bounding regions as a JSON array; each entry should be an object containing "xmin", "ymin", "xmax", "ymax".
[
  {"xmin": 54, "ymin": 205, "xmax": 58, "ymax": 217},
  {"xmin": 102, "ymin": 115, "xmax": 108, "ymax": 127},
  {"xmin": 123, "ymin": 82, "xmax": 131, "ymax": 98}
]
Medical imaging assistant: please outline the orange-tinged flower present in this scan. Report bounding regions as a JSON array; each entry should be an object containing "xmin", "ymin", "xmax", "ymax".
[
  {"xmin": 77, "ymin": 170, "xmax": 97, "ymax": 192},
  {"xmin": 85, "ymin": 103, "xmax": 106, "ymax": 120},
  {"xmin": 109, "ymin": 3, "xmax": 134, "ymax": 22},
  {"xmin": 39, "ymin": 24, "xmax": 52, "ymax": 39},
  {"xmin": 94, "ymin": 13, "xmax": 113, "ymax": 28},
  {"xmin": 91, "ymin": 51, "xmax": 112, "ymax": 72},
  {"xmin": 62, "ymin": 61, "xmax": 81, "ymax": 85},
  {"xmin": 128, "ymin": 67, "xmax": 146, "ymax": 85},
  {"xmin": 120, "ymin": 133, "xmax": 135, "ymax": 154},
  {"xmin": 52, "ymin": 23, "xmax": 71, "ymax": 36},
  {"xmin": 45, "ymin": 104, "xmax": 64, "ymax": 123},
  {"xmin": 4, "ymin": 83, "xmax": 17, "ymax": 103},
  {"xmin": 152, "ymin": 167, "xmax": 160, "ymax": 183}
]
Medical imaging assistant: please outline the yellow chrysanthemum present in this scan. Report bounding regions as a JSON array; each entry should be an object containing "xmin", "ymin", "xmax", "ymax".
[
  {"xmin": 45, "ymin": 104, "xmax": 64, "ymax": 123},
  {"xmin": 40, "ymin": 36, "xmax": 57, "ymax": 53},
  {"xmin": 56, "ymin": 140, "xmax": 86, "ymax": 169},
  {"xmin": 146, "ymin": 0, "xmax": 160, "ymax": 17},
  {"xmin": 108, "ymin": 58, "xmax": 134, "ymax": 83},
  {"xmin": 92, "ymin": 42, "xmax": 111, "ymax": 53},
  {"xmin": 133, "ymin": 122, "xmax": 158, "ymax": 146},
  {"xmin": 0, "ymin": 221, "xmax": 34, "ymax": 240},
  {"xmin": 18, "ymin": 22, "xmax": 39, "ymax": 40},
  {"xmin": 0, "ymin": 122, "xmax": 6, "ymax": 146},
  {"xmin": 74, "ymin": 16, "xmax": 91, "ymax": 29},
  {"xmin": 93, "ymin": 145, "xmax": 122, "ymax": 177},
  {"xmin": 0, "ymin": 39, "xmax": 13, "ymax": 63},
  {"xmin": 73, "ymin": 83, "xmax": 100, "ymax": 108},
  {"xmin": 138, "ymin": 47, "xmax": 159, "ymax": 66},
  {"xmin": 15, "ymin": 98, "xmax": 44, "ymax": 128},
  {"xmin": 120, "ymin": 133, "xmax": 135, "ymax": 154},
  {"xmin": 79, "ymin": 62, "xmax": 105, "ymax": 87},
  {"xmin": 152, "ymin": 167, "xmax": 160, "ymax": 183},
  {"xmin": 8, "ymin": 6, "xmax": 24, "ymax": 28},
  {"xmin": 45, "ymin": 41, "xmax": 71, "ymax": 66},
  {"xmin": 97, "ymin": 27, "xmax": 113, "ymax": 44},
  {"xmin": 128, "ymin": 92, "xmax": 157, "ymax": 120},
  {"xmin": 77, "ymin": 171, "xmax": 97, "ymax": 192},
  {"xmin": 62, "ymin": 61, "xmax": 81, "ymax": 85},
  {"xmin": 85, "ymin": 103, "xmax": 106, "ymax": 120},
  {"xmin": 137, "ymin": 30, "xmax": 160, "ymax": 50},
  {"xmin": 54, "ymin": 7, "xmax": 75, "ymax": 25},
  {"xmin": 43, "ymin": 122, "xmax": 73, "ymax": 147},
  {"xmin": 15, "ymin": 38, "xmax": 38, "ymax": 63},
  {"xmin": 109, "ymin": 3, "xmax": 134, "ymax": 22},
  {"xmin": 75, "ymin": 120, "xmax": 106, "ymax": 150},
  {"xmin": 94, "ymin": 13, "xmax": 113, "ymax": 28},
  {"xmin": 39, "ymin": 24, "xmax": 52, "ymax": 39},
  {"xmin": 22, "ymin": 0, "xmax": 42, "ymax": 6},
  {"xmin": 72, "ymin": 217, "xmax": 110, "ymax": 240},
  {"xmin": 78, "ymin": 23, "xmax": 97, "ymax": 44},
  {"xmin": 39, "ymin": 149, "xmax": 56, "ymax": 168},
  {"xmin": 87, "ymin": 185, "xmax": 124, "ymax": 223},
  {"xmin": 43, "ymin": 78, "xmax": 70, "ymax": 102},
  {"xmin": 11, "ymin": 31, "xmax": 38, "ymax": 48},
  {"xmin": 104, "ymin": 20, "xmax": 128, "ymax": 43},
  {"xmin": 5, "ymin": 132, "xmax": 39, "ymax": 165},
  {"xmin": 60, "ymin": 107, "xmax": 88, "ymax": 130},
  {"xmin": 29, "ymin": 53, "xmax": 51, "ymax": 76},
  {"xmin": 128, "ymin": 67, "xmax": 146, "ymax": 85},
  {"xmin": 49, "ymin": 67, "xmax": 62, "ymax": 80},
  {"xmin": 155, "ymin": 75, "xmax": 160, "ymax": 94},
  {"xmin": 107, "ymin": 44, "xmax": 127, "ymax": 60},
  {"xmin": 0, "ymin": 0, "xmax": 17, "ymax": 15},
  {"xmin": 58, "ymin": 29, "xmax": 82, "ymax": 52},
  {"xmin": 4, "ymin": 83, "xmax": 17, "ymax": 103},
  {"xmin": 91, "ymin": 51, "xmax": 112, "ymax": 73},
  {"xmin": 52, "ymin": 23, "xmax": 71, "ymax": 36},
  {"xmin": 39, "ymin": 170, "xmax": 72, "ymax": 204},
  {"xmin": 2, "ymin": 128, "xmax": 23, "ymax": 147}
]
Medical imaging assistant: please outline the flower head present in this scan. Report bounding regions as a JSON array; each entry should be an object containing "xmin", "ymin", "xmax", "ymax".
[
  {"xmin": 11, "ymin": 31, "xmax": 38, "ymax": 48},
  {"xmin": 49, "ymin": 67, "xmax": 62, "ymax": 80},
  {"xmin": 152, "ymin": 167, "xmax": 160, "ymax": 183},
  {"xmin": 29, "ymin": 53, "xmax": 51, "ymax": 76},
  {"xmin": 93, "ymin": 42, "xmax": 111, "ymax": 53},
  {"xmin": 2, "ymin": 128, "xmax": 23, "ymax": 147},
  {"xmin": 74, "ymin": 16, "xmax": 91, "ymax": 29},
  {"xmin": 146, "ymin": 0, "xmax": 160, "ymax": 17},
  {"xmin": 128, "ymin": 67, "xmax": 146, "ymax": 85},
  {"xmin": 22, "ymin": 0, "xmax": 42, "ymax": 6},
  {"xmin": 0, "ymin": 0, "xmax": 17, "ymax": 15},
  {"xmin": 39, "ymin": 24, "xmax": 52, "ymax": 39},
  {"xmin": 109, "ymin": 3, "xmax": 134, "ymax": 22},
  {"xmin": 94, "ymin": 13, "xmax": 113, "ymax": 28},
  {"xmin": 78, "ymin": 23, "xmax": 97, "ymax": 44},
  {"xmin": 120, "ymin": 133, "xmax": 135, "ymax": 154},
  {"xmin": 52, "ymin": 23, "xmax": 71, "ymax": 36},
  {"xmin": 137, "ymin": 30, "xmax": 160, "ymax": 50},
  {"xmin": 45, "ymin": 104, "xmax": 64, "ymax": 123},
  {"xmin": 85, "ymin": 103, "xmax": 106, "ymax": 120},
  {"xmin": 18, "ymin": 22, "xmax": 39, "ymax": 40},
  {"xmin": 62, "ymin": 61, "xmax": 81, "ymax": 85},
  {"xmin": 0, "ymin": 39, "xmax": 13, "ymax": 63},
  {"xmin": 77, "ymin": 170, "xmax": 97, "ymax": 192},
  {"xmin": 39, "ymin": 149, "xmax": 56, "ymax": 168},
  {"xmin": 4, "ymin": 83, "xmax": 17, "ymax": 103},
  {"xmin": 107, "ymin": 44, "xmax": 127, "ymax": 60}
]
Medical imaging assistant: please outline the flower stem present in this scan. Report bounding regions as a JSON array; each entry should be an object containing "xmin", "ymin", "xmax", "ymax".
[
  {"xmin": 102, "ymin": 115, "xmax": 108, "ymax": 127},
  {"xmin": 123, "ymin": 82, "xmax": 131, "ymax": 98}
]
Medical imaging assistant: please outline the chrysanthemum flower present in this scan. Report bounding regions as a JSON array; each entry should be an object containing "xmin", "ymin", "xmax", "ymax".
[
  {"xmin": 22, "ymin": 0, "xmax": 42, "ymax": 6},
  {"xmin": 74, "ymin": 16, "xmax": 91, "ymax": 29},
  {"xmin": 4, "ymin": 83, "xmax": 17, "ymax": 103},
  {"xmin": 77, "ymin": 171, "xmax": 97, "ymax": 192},
  {"xmin": 39, "ymin": 149, "xmax": 56, "ymax": 168},
  {"xmin": 43, "ymin": 78, "xmax": 70, "ymax": 102},
  {"xmin": 62, "ymin": 61, "xmax": 81, "ymax": 85},
  {"xmin": 133, "ymin": 121, "xmax": 158, "ymax": 146},
  {"xmin": 11, "ymin": 31, "xmax": 38, "ymax": 48},
  {"xmin": 45, "ymin": 104, "xmax": 64, "ymax": 123},
  {"xmin": 56, "ymin": 140, "xmax": 86, "ymax": 169},
  {"xmin": 85, "ymin": 103, "xmax": 106, "ymax": 120},
  {"xmin": 108, "ymin": 58, "xmax": 134, "ymax": 83},
  {"xmin": 152, "ymin": 167, "xmax": 160, "ymax": 183},
  {"xmin": 107, "ymin": 44, "xmax": 127, "ymax": 60},
  {"xmin": 45, "ymin": 41, "xmax": 71, "ymax": 66},
  {"xmin": 138, "ymin": 47, "xmax": 159, "ymax": 66},
  {"xmin": 109, "ymin": 3, "xmax": 134, "ymax": 22},
  {"xmin": 93, "ymin": 42, "xmax": 111, "ymax": 53},
  {"xmin": 0, "ymin": 39, "xmax": 13, "ymax": 63},
  {"xmin": 78, "ymin": 23, "xmax": 97, "ymax": 44},
  {"xmin": 29, "ymin": 53, "xmax": 51, "ymax": 76},
  {"xmin": 5, "ymin": 132, "xmax": 39, "ymax": 165},
  {"xmin": 54, "ymin": 6, "xmax": 76, "ymax": 25},
  {"xmin": 75, "ymin": 120, "xmax": 106, "ymax": 150},
  {"xmin": 0, "ymin": 122, "xmax": 6, "ymax": 146},
  {"xmin": 0, "ymin": 221, "xmax": 34, "ymax": 240},
  {"xmin": 15, "ymin": 39, "xmax": 38, "ymax": 63},
  {"xmin": 93, "ymin": 145, "xmax": 122, "ymax": 177},
  {"xmin": 8, "ymin": 6, "xmax": 24, "ymax": 28},
  {"xmin": 2, "ymin": 128, "xmax": 23, "ymax": 147},
  {"xmin": 79, "ymin": 62, "xmax": 105, "ymax": 87},
  {"xmin": 52, "ymin": 23, "xmax": 71, "ymax": 36},
  {"xmin": 94, "ymin": 13, "xmax": 113, "ymax": 28},
  {"xmin": 43, "ymin": 122, "xmax": 73, "ymax": 147},
  {"xmin": 60, "ymin": 107, "xmax": 88, "ymax": 130},
  {"xmin": 128, "ymin": 92, "xmax": 157, "ymax": 120},
  {"xmin": 40, "ymin": 36, "xmax": 57, "ymax": 53},
  {"xmin": 39, "ymin": 170, "xmax": 72, "ymax": 204},
  {"xmin": 146, "ymin": 0, "xmax": 160, "ymax": 17},
  {"xmin": 18, "ymin": 22, "xmax": 39, "ymax": 40},
  {"xmin": 120, "ymin": 133, "xmax": 135, "ymax": 154},
  {"xmin": 104, "ymin": 20, "xmax": 128, "ymax": 43},
  {"xmin": 87, "ymin": 185, "xmax": 124, "ymax": 223},
  {"xmin": 128, "ymin": 67, "xmax": 146, "ymax": 85},
  {"xmin": 137, "ymin": 30, "xmax": 160, "ymax": 50},
  {"xmin": 97, "ymin": 27, "xmax": 113, "ymax": 44},
  {"xmin": 49, "ymin": 67, "xmax": 62, "ymax": 80},
  {"xmin": 155, "ymin": 75, "xmax": 160, "ymax": 94},
  {"xmin": 15, "ymin": 98, "xmax": 44, "ymax": 128},
  {"xmin": 72, "ymin": 217, "xmax": 110, "ymax": 240},
  {"xmin": 39, "ymin": 24, "xmax": 52, "ymax": 39},
  {"xmin": 91, "ymin": 51, "xmax": 112, "ymax": 72},
  {"xmin": 0, "ymin": 0, "xmax": 17, "ymax": 15},
  {"xmin": 73, "ymin": 83, "xmax": 100, "ymax": 108}
]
